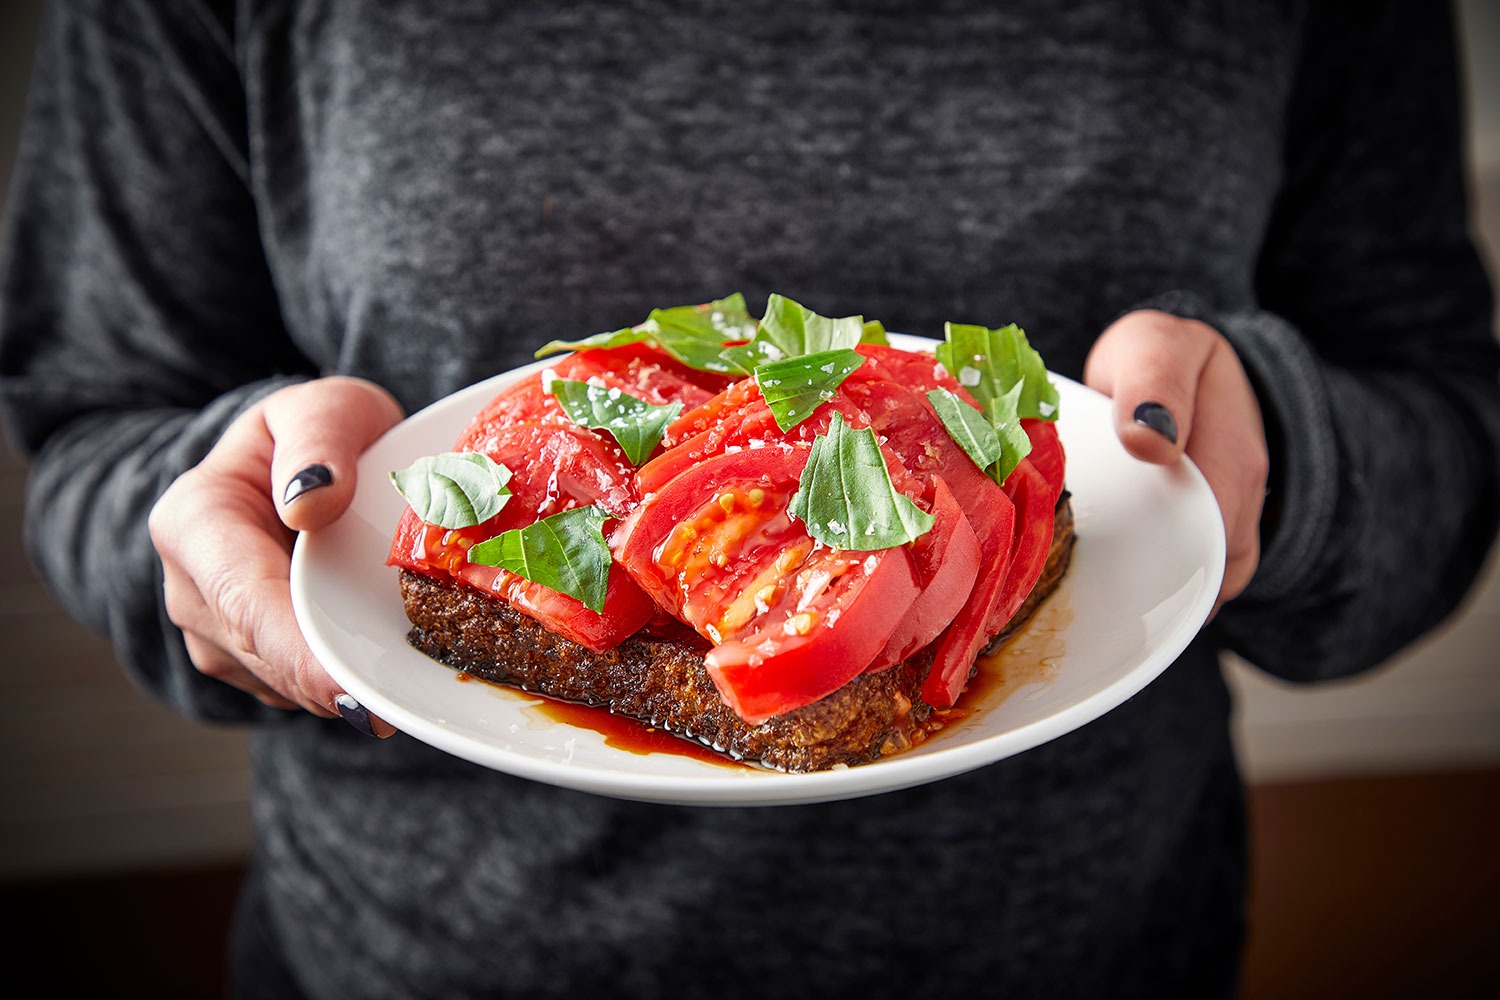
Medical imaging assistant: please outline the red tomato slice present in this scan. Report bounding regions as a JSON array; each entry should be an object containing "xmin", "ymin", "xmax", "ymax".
[
  {"xmin": 457, "ymin": 418, "xmax": 639, "ymax": 520},
  {"xmin": 388, "ymin": 509, "xmax": 655, "ymax": 652},
  {"xmin": 552, "ymin": 342, "xmax": 734, "ymax": 409},
  {"xmin": 641, "ymin": 380, "xmax": 881, "ymax": 497},
  {"xmin": 988, "ymin": 420, "xmax": 1066, "ymax": 632},
  {"xmin": 387, "ymin": 408, "xmax": 653, "ymax": 651},
  {"xmin": 869, "ymin": 475, "xmax": 981, "ymax": 670},
  {"xmin": 613, "ymin": 446, "xmax": 920, "ymax": 724},
  {"xmin": 458, "ymin": 373, "xmax": 569, "ymax": 435},
  {"xmin": 839, "ymin": 361, "xmax": 1024, "ymax": 706},
  {"xmin": 855, "ymin": 342, "xmax": 965, "ymax": 395},
  {"xmin": 1021, "ymin": 417, "xmax": 1066, "ymax": 503}
]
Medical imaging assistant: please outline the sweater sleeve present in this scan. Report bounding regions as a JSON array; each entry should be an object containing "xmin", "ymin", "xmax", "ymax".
[
  {"xmin": 1153, "ymin": 2, "xmax": 1500, "ymax": 683},
  {"xmin": 0, "ymin": 0, "xmax": 316, "ymax": 721}
]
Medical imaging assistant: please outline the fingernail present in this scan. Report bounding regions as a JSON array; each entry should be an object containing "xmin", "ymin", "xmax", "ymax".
[
  {"xmin": 284, "ymin": 464, "xmax": 333, "ymax": 504},
  {"xmin": 1133, "ymin": 402, "xmax": 1178, "ymax": 444},
  {"xmin": 334, "ymin": 693, "xmax": 378, "ymax": 738}
]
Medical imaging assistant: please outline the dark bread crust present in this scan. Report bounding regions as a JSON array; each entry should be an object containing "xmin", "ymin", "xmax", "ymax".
[{"xmin": 401, "ymin": 494, "xmax": 1075, "ymax": 772}]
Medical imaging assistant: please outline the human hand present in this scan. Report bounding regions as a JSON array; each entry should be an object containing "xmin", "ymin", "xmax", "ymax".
[
  {"xmin": 148, "ymin": 377, "xmax": 405, "ymax": 735},
  {"xmin": 1083, "ymin": 310, "xmax": 1268, "ymax": 608}
]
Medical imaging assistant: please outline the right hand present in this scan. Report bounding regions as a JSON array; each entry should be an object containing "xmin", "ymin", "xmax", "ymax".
[{"xmin": 148, "ymin": 377, "xmax": 405, "ymax": 735}]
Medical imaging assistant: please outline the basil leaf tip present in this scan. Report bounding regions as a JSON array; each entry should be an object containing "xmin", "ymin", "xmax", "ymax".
[
  {"xmin": 754, "ymin": 349, "xmax": 865, "ymax": 432},
  {"xmin": 789, "ymin": 412, "xmax": 934, "ymax": 551},
  {"xmin": 467, "ymin": 505, "xmax": 612, "ymax": 613},
  {"xmin": 548, "ymin": 378, "xmax": 683, "ymax": 465},
  {"xmin": 390, "ymin": 451, "xmax": 512, "ymax": 529}
]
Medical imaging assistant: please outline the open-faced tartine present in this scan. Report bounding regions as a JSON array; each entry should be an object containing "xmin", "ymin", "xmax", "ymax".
[{"xmin": 386, "ymin": 294, "xmax": 1073, "ymax": 772}]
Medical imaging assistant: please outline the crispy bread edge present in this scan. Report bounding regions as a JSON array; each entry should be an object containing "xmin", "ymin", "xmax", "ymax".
[{"xmin": 400, "ymin": 494, "xmax": 1074, "ymax": 773}]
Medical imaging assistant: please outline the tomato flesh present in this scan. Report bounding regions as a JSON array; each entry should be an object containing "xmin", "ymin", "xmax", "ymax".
[
  {"xmin": 391, "ymin": 339, "xmax": 1065, "ymax": 721},
  {"xmin": 990, "ymin": 420, "xmax": 1066, "ymax": 632},
  {"xmin": 869, "ymin": 475, "xmax": 981, "ymax": 670},
  {"xmin": 614, "ymin": 446, "xmax": 920, "ymax": 723},
  {"xmin": 387, "ymin": 387, "xmax": 655, "ymax": 651}
]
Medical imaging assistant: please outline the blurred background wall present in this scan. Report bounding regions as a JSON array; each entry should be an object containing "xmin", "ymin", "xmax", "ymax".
[{"xmin": 0, "ymin": 2, "xmax": 1497, "ymax": 995}]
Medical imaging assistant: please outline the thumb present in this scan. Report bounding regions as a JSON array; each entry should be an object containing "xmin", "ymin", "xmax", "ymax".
[
  {"xmin": 269, "ymin": 377, "xmax": 405, "ymax": 531},
  {"xmin": 1083, "ymin": 310, "xmax": 1215, "ymax": 465}
]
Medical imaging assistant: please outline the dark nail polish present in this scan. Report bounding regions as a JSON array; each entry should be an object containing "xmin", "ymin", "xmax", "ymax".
[
  {"xmin": 335, "ymin": 693, "xmax": 377, "ymax": 737},
  {"xmin": 1133, "ymin": 402, "xmax": 1178, "ymax": 445},
  {"xmin": 284, "ymin": 463, "xmax": 333, "ymax": 504}
]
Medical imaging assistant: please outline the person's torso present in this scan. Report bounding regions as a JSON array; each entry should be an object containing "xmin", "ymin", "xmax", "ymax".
[{"xmin": 237, "ymin": 0, "xmax": 1298, "ymax": 411}]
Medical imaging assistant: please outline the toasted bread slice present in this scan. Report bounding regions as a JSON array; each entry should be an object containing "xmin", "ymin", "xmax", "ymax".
[{"xmin": 401, "ymin": 495, "xmax": 1074, "ymax": 772}]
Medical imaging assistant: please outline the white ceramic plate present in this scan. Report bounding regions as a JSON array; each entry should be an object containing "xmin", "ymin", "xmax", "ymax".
[{"xmin": 290, "ymin": 335, "xmax": 1224, "ymax": 807}]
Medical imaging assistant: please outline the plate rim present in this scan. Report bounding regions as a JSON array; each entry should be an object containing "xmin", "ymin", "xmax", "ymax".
[{"xmin": 291, "ymin": 335, "xmax": 1225, "ymax": 806}]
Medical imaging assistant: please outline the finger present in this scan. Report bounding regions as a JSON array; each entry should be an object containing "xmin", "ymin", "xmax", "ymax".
[
  {"xmin": 264, "ymin": 378, "xmax": 405, "ymax": 532},
  {"xmin": 1187, "ymin": 343, "xmax": 1268, "ymax": 605},
  {"xmin": 160, "ymin": 472, "xmax": 396, "ymax": 735},
  {"xmin": 1084, "ymin": 310, "xmax": 1217, "ymax": 466},
  {"xmin": 183, "ymin": 631, "xmax": 300, "ymax": 710},
  {"xmin": 159, "ymin": 543, "xmax": 297, "ymax": 710},
  {"xmin": 214, "ymin": 566, "xmax": 398, "ymax": 737}
]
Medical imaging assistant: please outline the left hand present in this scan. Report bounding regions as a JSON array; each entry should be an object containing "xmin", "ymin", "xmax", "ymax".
[{"xmin": 1083, "ymin": 309, "xmax": 1268, "ymax": 608}]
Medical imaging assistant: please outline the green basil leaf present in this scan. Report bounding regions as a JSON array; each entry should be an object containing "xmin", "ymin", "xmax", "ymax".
[
  {"xmin": 757, "ymin": 292, "xmax": 867, "ymax": 357},
  {"xmin": 755, "ymin": 349, "xmax": 865, "ymax": 431},
  {"xmin": 389, "ymin": 451, "xmax": 512, "ymax": 529},
  {"xmin": 861, "ymin": 319, "xmax": 890, "ymax": 346},
  {"xmin": 719, "ymin": 293, "xmax": 868, "ymax": 374},
  {"xmin": 467, "ymin": 505, "xmax": 612, "ymax": 613},
  {"xmin": 985, "ymin": 381, "xmax": 1034, "ymax": 484},
  {"xmin": 547, "ymin": 378, "xmax": 682, "ymax": 465},
  {"xmin": 926, "ymin": 387, "xmax": 1002, "ymax": 471},
  {"xmin": 935, "ymin": 322, "xmax": 1060, "ymax": 422},
  {"xmin": 649, "ymin": 294, "xmax": 758, "ymax": 372},
  {"xmin": 789, "ymin": 412, "xmax": 935, "ymax": 551},
  {"xmin": 534, "ymin": 294, "xmax": 755, "ymax": 375}
]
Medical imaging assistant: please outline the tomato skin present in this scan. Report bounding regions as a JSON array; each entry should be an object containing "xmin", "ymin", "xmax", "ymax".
[
  {"xmin": 388, "ymin": 383, "xmax": 654, "ymax": 650},
  {"xmin": 989, "ymin": 420, "xmax": 1065, "ymax": 632},
  {"xmin": 389, "ymin": 508, "xmax": 655, "ymax": 652},
  {"xmin": 1022, "ymin": 418, "xmax": 1065, "ymax": 501},
  {"xmin": 614, "ymin": 445, "xmax": 921, "ymax": 723},
  {"xmin": 641, "ymin": 381, "xmax": 880, "ymax": 497},
  {"xmin": 554, "ymin": 342, "xmax": 734, "ymax": 409},
  {"xmin": 703, "ymin": 544, "xmax": 919, "ymax": 725},
  {"xmin": 869, "ymin": 475, "xmax": 981, "ymax": 671}
]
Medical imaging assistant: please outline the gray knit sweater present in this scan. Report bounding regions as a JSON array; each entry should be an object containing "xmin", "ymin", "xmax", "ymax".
[{"xmin": 3, "ymin": 1, "xmax": 1497, "ymax": 997}]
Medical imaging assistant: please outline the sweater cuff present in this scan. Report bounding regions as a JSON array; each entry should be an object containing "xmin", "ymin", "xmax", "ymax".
[{"xmin": 1126, "ymin": 291, "xmax": 1339, "ymax": 604}]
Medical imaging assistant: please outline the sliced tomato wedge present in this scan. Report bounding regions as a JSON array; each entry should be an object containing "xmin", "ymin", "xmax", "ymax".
[
  {"xmin": 641, "ymin": 380, "xmax": 878, "ymax": 497},
  {"xmin": 989, "ymin": 419, "xmax": 1066, "ymax": 632},
  {"xmin": 854, "ymin": 342, "xmax": 965, "ymax": 395},
  {"xmin": 389, "ymin": 509, "xmax": 655, "ymax": 652},
  {"xmin": 869, "ymin": 475, "xmax": 981, "ymax": 670},
  {"xmin": 387, "ymin": 408, "xmax": 654, "ymax": 651},
  {"xmin": 1022, "ymin": 417, "xmax": 1066, "ymax": 503},
  {"xmin": 552, "ymin": 342, "xmax": 734, "ymax": 409},
  {"xmin": 613, "ymin": 446, "xmax": 920, "ymax": 724},
  {"xmin": 839, "ymin": 361, "xmax": 1024, "ymax": 706}
]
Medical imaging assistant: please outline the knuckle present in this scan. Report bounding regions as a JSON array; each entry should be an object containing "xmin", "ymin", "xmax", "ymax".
[
  {"xmin": 148, "ymin": 469, "xmax": 210, "ymax": 549},
  {"xmin": 287, "ymin": 653, "xmax": 330, "ymax": 706},
  {"xmin": 160, "ymin": 583, "xmax": 197, "ymax": 630},
  {"xmin": 194, "ymin": 653, "xmax": 240, "ymax": 683},
  {"xmin": 207, "ymin": 572, "xmax": 263, "ymax": 662}
]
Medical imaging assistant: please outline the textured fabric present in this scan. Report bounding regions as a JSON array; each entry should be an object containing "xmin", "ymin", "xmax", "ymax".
[{"xmin": 2, "ymin": 1, "xmax": 1497, "ymax": 998}]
